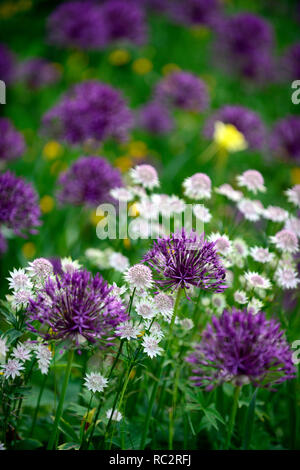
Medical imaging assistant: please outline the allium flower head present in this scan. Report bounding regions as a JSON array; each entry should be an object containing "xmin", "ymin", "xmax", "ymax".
[
  {"xmin": 130, "ymin": 164, "xmax": 159, "ymax": 189},
  {"xmin": 0, "ymin": 118, "xmax": 26, "ymax": 163},
  {"xmin": 183, "ymin": 173, "xmax": 211, "ymax": 200},
  {"xmin": 84, "ymin": 372, "xmax": 108, "ymax": 393},
  {"xmin": 0, "ymin": 171, "xmax": 41, "ymax": 236},
  {"xmin": 237, "ymin": 170, "xmax": 265, "ymax": 194},
  {"xmin": 17, "ymin": 58, "xmax": 61, "ymax": 90},
  {"xmin": 47, "ymin": 1, "xmax": 108, "ymax": 50},
  {"xmin": 270, "ymin": 116, "xmax": 300, "ymax": 162},
  {"xmin": 138, "ymin": 101, "xmax": 173, "ymax": 135},
  {"xmin": 169, "ymin": 0, "xmax": 221, "ymax": 28},
  {"xmin": 57, "ymin": 156, "xmax": 123, "ymax": 207},
  {"xmin": 186, "ymin": 309, "xmax": 296, "ymax": 390},
  {"xmin": 155, "ymin": 71, "xmax": 209, "ymax": 112},
  {"xmin": 42, "ymin": 81, "xmax": 133, "ymax": 145},
  {"xmin": 0, "ymin": 43, "xmax": 15, "ymax": 84},
  {"xmin": 204, "ymin": 105, "xmax": 266, "ymax": 150},
  {"xmin": 285, "ymin": 185, "xmax": 300, "ymax": 208},
  {"xmin": 270, "ymin": 229, "xmax": 299, "ymax": 253},
  {"xmin": 280, "ymin": 42, "xmax": 300, "ymax": 80},
  {"xmin": 143, "ymin": 229, "xmax": 227, "ymax": 293},
  {"xmin": 27, "ymin": 270, "xmax": 127, "ymax": 344},
  {"xmin": 124, "ymin": 264, "xmax": 153, "ymax": 290}
]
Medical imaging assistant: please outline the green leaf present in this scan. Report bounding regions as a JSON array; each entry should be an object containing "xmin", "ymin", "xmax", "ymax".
[{"xmin": 14, "ymin": 439, "xmax": 43, "ymax": 450}]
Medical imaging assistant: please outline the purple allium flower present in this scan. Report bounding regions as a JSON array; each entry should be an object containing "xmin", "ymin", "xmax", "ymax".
[
  {"xmin": 0, "ymin": 118, "xmax": 26, "ymax": 162},
  {"xmin": 48, "ymin": 257, "xmax": 63, "ymax": 276},
  {"xmin": 0, "ymin": 171, "xmax": 41, "ymax": 236},
  {"xmin": 169, "ymin": 0, "xmax": 222, "ymax": 28},
  {"xmin": 213, "ymin": 13, "xmax": 275, "ymax": 82},
  {"xmin": 47, "ymin": 1, "xmax": 108, "ymax": 50},
  {"xmin": 203, "ymin": 105, "xmax": 266, "ymax": 150},
  {"xmin": 57, "ymin": 156, "xmax": 123, "ymax": 207},
  {"xmin": 0, "ymin": 231, "xmax": 7, "ymax": 254},
  {"xmin": 42, "ymin": 80, "xmax": 133, "ymax": 145},
  {"xmin": 270, "ymin": 116, "xmax": 300, "ymax": 162},
  {"xmin": 101, "ymin": 0, "xmax": 147, "ymax": 45},
  {"xmin": 0, "ymin": 43, "xmax": 15, "ymax": 84},
  {"xmin": 155, "ymin": 71, "xmax": 209, "ymax": 112},
  {"xmin": 27, "ymin": 269, "xmax": 127, "ymax": 344},
  {"xmin": 186, "ymin": 308, "xmax": 296, "ymax": 390},
  {"xmin": 138, "ymin": 101, "xmax": 173, "ymax": 135},
  {"xmin": 279, "ymin": 42, "xmax": 300, "ymax": 80},
  {"xmin": 143, "ymin": 229, "xmax": 227, "ymax": 293},
  {"xmin": 17, "ymin": 58, "xmax": 61, "ymax": 90}
]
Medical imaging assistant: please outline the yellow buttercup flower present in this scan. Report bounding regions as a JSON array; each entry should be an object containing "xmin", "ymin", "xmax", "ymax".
[
  {"xmin": 128, "ymin": 140, "xmax": 148, "ymax": 159},
  {"xmin": 90, "ymin": 209, "xmax": 105, "ymax": 227},
  {"xmin": 40, "ymin": 195, "xmax": 55, "ymax": 214},
  {"xmin": 109, "ymin": 49, "xmax": 131, "ymax": 66},
  {"xmin": 115, "ymin": 156, "xmax": 134, "ymax": 172},
  {"xmin": 291, "ymin": 167, "xmax": 300, "ymax": 185},
  {"xmin": 213, "ymin": 121, "xmax": 248, "ymax": 153},
  {"xmin": 132, "ymin": 58, "xmax": 153, "ymax": 75},
  {"xmin": 43, "ymin": 141, "xmax": 63, "ymax": 160},
  {"xmin": 22, "ymin": 242, "xmax": 36, "ymax": 259},
  {"xmin": 123, "ymin": 238, "xmax": 131, "ymax": 249},
  {"xmin": 128, "ymin": 202, "xmax": 140, "ymax": 217}
]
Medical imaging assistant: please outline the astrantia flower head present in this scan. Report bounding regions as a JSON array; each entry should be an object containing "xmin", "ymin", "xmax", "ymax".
[
  {"xmin": 0, "ymin": 337, "xmax": 7, "ymax": 360},
  {"xmin": 2, "ymin": 359, "xmax": 24, "ymax": 380},
  {"xmin": 183, "ymin": 173, "xmax": 211, "ymax": 200},
  {"xmin": 11, "ymin": 289, "xmax": 33, "ymax": 310},
  {"xmin": 139, "ymin": 101, "xmax": 173, "ymax": 135},
  {"xmin": 130, "ymin": 164, "xmax": 159, "ymax": 189},
  {"xmin": 27, "ymin": 269, "xmax": 127, "ymax": 344},
  {"xmin": 204, "ymin": 105, "xmax": 266, "ymax": 150},
  {"xmin": 7, "ymin": 268, "xmax": 33, "ymax": 292},
  {"xmin": 248, "ymin": 298, "xmax": 264, "ymax": 315},
  {"xmin": 124, "ymin": 264, "xmax": 153, "ymax": 290},
  {"xmin": 237, "ymin": 198, "xmax": 263, "ymax": 222},
  {"xmin": 270, "ymin": 229, "xmax": 298, "ymax": 253},
  {"xmin": 153, "ymin": 292, "xmax": 174, "ymax": 320},
  {"xmin": 250, "ymin": 247, "xmax": 274, "ymax": 264},
  {"xmin": 208, "ymin": 233, "xmax": 232, "ymax": 256},
  {"xmin": 142, "ymin": 334, "xmax": 163, "ymax": 358},
  {"xmin": 275, "ymin": 266, "xmax": 300, "ymax": 290},
  {"xmin": 110, "ymin": 187, "xmax": 133, "ymax": 202},
  {"xmin": 115, "ymin": 320, "xmax": 142, "ymax": 340},
  {"xmin": 0, "ymin": 442, "xmax": 6, "ymax": 450},
  {"xmin": 237, "ymin": 170, "xmax": 266, "ymax": 194},
  {"xmin": 213, "ymin": 121, "xmax": 248, "ymax": 153},
  {"xmin": 234, "ymin": 290, "xmax": 248, "ymax": 305},
  {"xmin": 61, "ymin": 257, "xmax": 82, "ymax": 274},
  {"xmin": 135, "ymin": 298, "xmax": 156, "ymax": 320},
  {"xmin": 186, "ymin": 309, "xmax": 296, "ymax": 390},
  {"xmin": 270, "ymin": 116, "xmax": 300, "ymax": 162},
  {"xmin": 12, "ymin": 343, "xmax": 31, "ymax": 362},
  {"xmin": 42, "ymin": 81, "xmax": 133, "ymax": 145},
  {"xmin": 57, "ymin": 156, "xmax": 123, "ymax": 207},
  {"xmin": 27, "ymin": 258, "xmax": 53, "ymax": 284},
  {"xmin": 143, "ymin": 229, "xmax": 227, "ymax": 293},
  {"xmin": 285, "ymin": 185, "xmax": 300, "ymax": 208},
  {"xmin": 109, "ymin": 252, "xmax": 130, "ymax": 273},
  {"xmin": 155, "ymin": 71, "xmax": 209, "ymax": 112},
  {"xmin": 106, "ymin": 408, "xmax": 122, "ymax": 422},
  {"xmin": 263, "ymin": 206, "xmax": 289, "ymax": 223},
  {"xmin": 244, "ymin": 271, "xmax": 271, "ymax": 290},
  {"xmin": 0, "ymin": 118, "xmax": 26, "ymax": 163},
  {"xmin": 84, "ymin": 372, "xmax": 108, "ymax": 393},
  {"xmin": 193, "ymin": 205, "xmax": 212, "ymax": 223},
  {"xmin": 285, "ymin": 217, "xmax": 300, "ymax": 237},
  {"xmin": 0, "ymin": 171, "xmax": 41, "ymax": 237},
  {"xmin": 215, "ymin": 184, "xmax": 243, "ymax": 202},
  {"xmin": 34, "ymin": 343, "xmax": 52, "ymax": 374}
]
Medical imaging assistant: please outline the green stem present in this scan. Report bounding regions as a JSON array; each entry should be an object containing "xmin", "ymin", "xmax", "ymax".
[
  {"xmin": 242, "ymin": 388, "xmax": 257, "ymax": 450},
  {"xmin": 47, "ymin": 349, "xmax": 74, "ymax": 450},
  {"xmin": 225, "ymin": 385, "xmax": 241, "ymax": 450},
  {"xmin": 139, "ymin": 288, "xmax": 182, "ymax": 450},
  {"xmin": 30, "ymin": 373, "xmax": 48, "ymax": 437},
  {"xmin": 169, "ymin": 364, "xmax": 181, "ymax": 450}
]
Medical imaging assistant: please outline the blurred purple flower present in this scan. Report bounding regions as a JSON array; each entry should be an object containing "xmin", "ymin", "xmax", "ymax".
[
  {"xmin": 204, "ymin": 105, "xmax": 267, "ymax": 150},
  {"xmin": 138, "ymin": 101, "xmax": 173, "ymax": 135},
  {"xmin": 57, "ymin": 155, "xmax": 123, "ymax": 207},
  {"xmin": 169, "ymin": 0, "xmax": 222, "ymax": 28},
  {"xmin": 47, "ymin": 1, "xmax": 108, "ymax": 50},
  {"xmin": 0, "ymin": 43, "xmax": 15, "ymax": 84},
  {"xmin": 155, "ymin": 71, "xmax": 209, "ymax": 112},
  {"xmin": 187, "ymin": 308, "xmax": 296, "ymax": 390},
  {"xmin": 27, "ymin": 269, "xmax": 127, "ymax": 344},
  {"xmin": 42, "ymin": 80, "xmax": 133, "ymax": 145},
  {"xmin": 0, "ymin": 118, "xmax": 26, "ymax": 162},
  {"xmin": 270, "ymin": 115, "xmax": 300, "ymax": 162},
  {"xmin": 17, "ymin": 58, "xmax": 61, "ymax": 90},
  {"xmin": 0, "ymin": 170, "xmax": 41, "ymax": 236},
  {"xmin": 143, "ymin": 229, "xmax": 227, "ymax": 293},
  {"xmin": 279, "ymin": 42, "xmax": 300, "ymax": 80}
]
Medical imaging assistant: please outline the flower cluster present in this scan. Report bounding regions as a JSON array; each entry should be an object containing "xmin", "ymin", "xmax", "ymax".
[{"xmin": 0, "ymin": 118, "xmax": 26, "ymax": 162}]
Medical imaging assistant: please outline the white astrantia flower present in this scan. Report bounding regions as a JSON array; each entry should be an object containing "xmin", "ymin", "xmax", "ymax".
[
  {"xmin": 106, "ymin": 408, "xmax": 122, "ymax": 422},
  {"xmin": 180, "ymin": 318, "xmax": 194, "ymax": 331},
  {"xmin": 85, "ymin": 248, "xmax": 114, "ymax": 269},
  {"xmin": 61, "ymin": 257, "xmax": 82, "ymax": 274},
  {"xmin": 136, "ymin": 198, "xmax": 159, "ymax": 219},
  {"xmin": 270, "ymin": 229, "xmax": 299, "ymax": 253},
  {"xmin": 193, "ymin": 204, "xmax": 212, "ymax": 223},
  {"xmin": 142, "ymin": 334, "xmax": 163, "ymax": 358},
  {"xmin": 232, "ymin": 239, "xmax": 248, "ymax": 258},
  {"xmin": 201, "ymin": 296, "xmax": 211, "ymax": 307},
  {"xmin": 250, "ymin": 246, "xmax": 275, "ymax": 264},
  {"xmin": 135, "ymin": 298, "xmax": 156, "ymax": 320},
  {"xmin": 110, "ymin": 187, "xmax": 133, "ymax": 202},
  {"xmin": 274, "ymin": 266, "xmax": 300, "ymax": 289},
  {"xmin": 27, "ymin": 258, "xmax": 53, "ymax": 283},
  {"xmin": 144, "ymin": 321, "xmax": 164, "ymax": 340},
  {"xmin": 11, "ymin": 289, "xmax": 33, "ymax": 310},
  {"xmin": 237, "ymin": 170, "xmax": 266, "ymax": 194},
  {"xmin": 234, "ymin": 290, "xmax": 248, "ymax": 305},
  {"xmin": 130, "ymin": 164, "xmax": 159, "ymax": 189},
  {"xmin": 7, "ymin": 268, "xmax": 33, "ymax": 292},
  {"xmin": 84, "ymin": 372, "xmax": 108, "ymax": 393},
  {"xmin": 2, "ymin": 359, "xmax": 24, "ymax": 379},
  {"xmin": 225, "ymin": 270, "xmax": 234, "ymax": 287},
  {"xmin": 12, "ymin": 343, "xmax": 32, "ymax": 362},
  {"xmin": 115, "ymin": 320, "xmax": 142, "ymax": 340},
  {"xmin": 208, "ymin": 233, "xmax": 232, "ymax": 256},
  {"xmin": 215, "ymin": 184, "xmax": 243, "ymax": 202},
  {"xmin": 248, "ymin": 298, "xmax": 264, "ymax": 315},
  {"xmin": 0, "ymin": 442, "xmax": 6, "ymax": 450},
  {"xmin": 0, "ymin": 337, "xmax": 8, "ymax": 360},
  {"xmin": 168, "ymin": 195, "xmax": 186, "ymax": 214},
  {"xmin": 183, "ymin": 173, "xmax": 211, "ymax": 200},
  {"xmin": 237, "ymin": 199, "xmax": 264, "ymax": 222},
  {"xmin": 109, "ymin": 252, "xmax": 130, "ymax": 273},
  {"xmin": 153, "ymin": 292, "xmax": 174, "ymax": 320},
  {"xmin": 124, "ymin": 264, "xmax": 153, "ymax": 290},
  {"xmin": 263, "ymin": 206, "xmax": 289, "ymax": 223},
  {"xmin": 33, "ymin": 344, "xmax": 53, "ymax": 374},
  {"xmin": 285, "ymin": 217, "xmax": 300, "ymax": 237},
  {"xmin": 244, "ymin": 271, "xmax": 271, "ymax": 290},
  {"xmin": 110, "ymin": 282, "xmax": 127, "ymax": 299},
  {"xmin": 285, "ymin": 185, "xmax": 300, "ymax": 208},
  {"xmin": 211, "ymin": 294, "xmax": 226, "ymax": 313}
]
